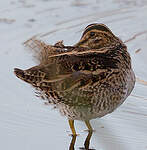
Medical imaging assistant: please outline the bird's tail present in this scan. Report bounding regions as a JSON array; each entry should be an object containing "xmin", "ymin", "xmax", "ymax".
[{"xmin": 14, "ymin": 67, "xmax": 44, "ymax": 86}]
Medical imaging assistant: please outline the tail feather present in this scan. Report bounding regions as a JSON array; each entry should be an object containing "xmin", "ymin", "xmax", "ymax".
[
  {"xmin": 14, "ymin": 68, "xmax": 44, "ymax": 85},
  {"xmin": 14, "ymin": 68, "xmax": 25, "ymax": 80}
]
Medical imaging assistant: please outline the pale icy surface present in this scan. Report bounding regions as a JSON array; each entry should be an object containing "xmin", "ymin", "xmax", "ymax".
[{"xmin": 0, "ymin": 0, "xmax": 147, "ymax": 150}]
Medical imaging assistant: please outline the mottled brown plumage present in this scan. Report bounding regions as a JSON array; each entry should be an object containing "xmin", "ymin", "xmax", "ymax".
[{"xmin": 14, "ymin": 23, "xmax": 135, "ymax": 135}]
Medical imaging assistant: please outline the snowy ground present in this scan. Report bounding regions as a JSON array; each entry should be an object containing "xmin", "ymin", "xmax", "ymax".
[{"xmin": 0, "ymin": 0, "xmax": 147, "ymax": 150}]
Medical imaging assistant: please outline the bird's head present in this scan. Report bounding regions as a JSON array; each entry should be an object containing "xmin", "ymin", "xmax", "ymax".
[{"xmin": 75, "ymin": 23, "xmax": 119, "ymax": 49}]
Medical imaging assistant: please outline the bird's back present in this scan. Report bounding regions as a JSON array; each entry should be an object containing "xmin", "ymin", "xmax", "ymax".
[{"xmin": 14, "ymin": 39, "xmax": 135, "ymax": 120}]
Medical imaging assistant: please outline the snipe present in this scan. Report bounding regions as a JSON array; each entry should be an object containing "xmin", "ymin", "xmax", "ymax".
[{"xmin": 14, "ymin": 23, "xmax": 135, "ymax": 135}]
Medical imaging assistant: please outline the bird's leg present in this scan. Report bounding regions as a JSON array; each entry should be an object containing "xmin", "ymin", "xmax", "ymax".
[
  {"xmin": 69, "ymin": 134, "xmax": 77, "ymax": 150},
  {"xmin": 85, "ymin": 120, "xmax": 93, "ymax": 132},
  {"xmin": 82, "ymin": 120, "xmax": 93, "ymax": 149},
  {"xmin": 84, "ymin": 130, "xmax": 93, "ymax": 149},
  {"xmin": 78, "ymin": 121, "xmax": 94, "ymax": 150},
  {"xmin": 68, "ymin": 120, "xmax": 76, "ymax": 136}
]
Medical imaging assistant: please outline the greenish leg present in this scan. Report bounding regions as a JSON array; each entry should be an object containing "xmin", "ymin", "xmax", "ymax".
[
  {"xmin": 68, "ymin": 120, "xmax": 76, "ymax": 136},
  {"xmin": 84, "ymin": 120, "xmax": 93, "ymax": 149},
  {"xmin": 69, "ymin": 134, "xmax": 77, "ymax": 150},
  {"xmin": 85, "ymin": 120, "xmax": 93, "ymax": 132}
]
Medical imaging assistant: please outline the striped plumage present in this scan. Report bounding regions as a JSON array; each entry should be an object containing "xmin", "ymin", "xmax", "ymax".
[{"xmin": 14, "ymin": 23, "xmax": 135, "ymax": 135}]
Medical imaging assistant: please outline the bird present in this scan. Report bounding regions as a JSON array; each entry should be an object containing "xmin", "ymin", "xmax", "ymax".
[{"xmin": 14, "ymin": 23, "xmax": 135, "ymax": 135}]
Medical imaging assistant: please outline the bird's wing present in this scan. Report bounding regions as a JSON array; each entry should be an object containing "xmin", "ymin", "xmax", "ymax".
[
  {"xmin": 24, "ymin": 37, "xmax": 75, "ymax": 64},
  {"xmin": 14, "ymin": 46, "xmax": 121, "ymax": 92}
]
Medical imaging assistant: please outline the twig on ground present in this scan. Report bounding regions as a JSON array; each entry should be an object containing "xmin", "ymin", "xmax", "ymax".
[
  {"xmin": 136, "ymin": 77, "xmax": 147, "ymax": 86},
  {"xmin": 135, "ymin": 48, "xmax": 141, "ymax": 53},
  {"xmin": 124, "ymin": 30, "xmax": 147, "ymax": 43}
]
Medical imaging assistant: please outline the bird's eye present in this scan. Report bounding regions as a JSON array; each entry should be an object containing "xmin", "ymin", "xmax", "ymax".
[{"xmin": 89, "ymin": 32, "xmax": 95, "ymax": 37}]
